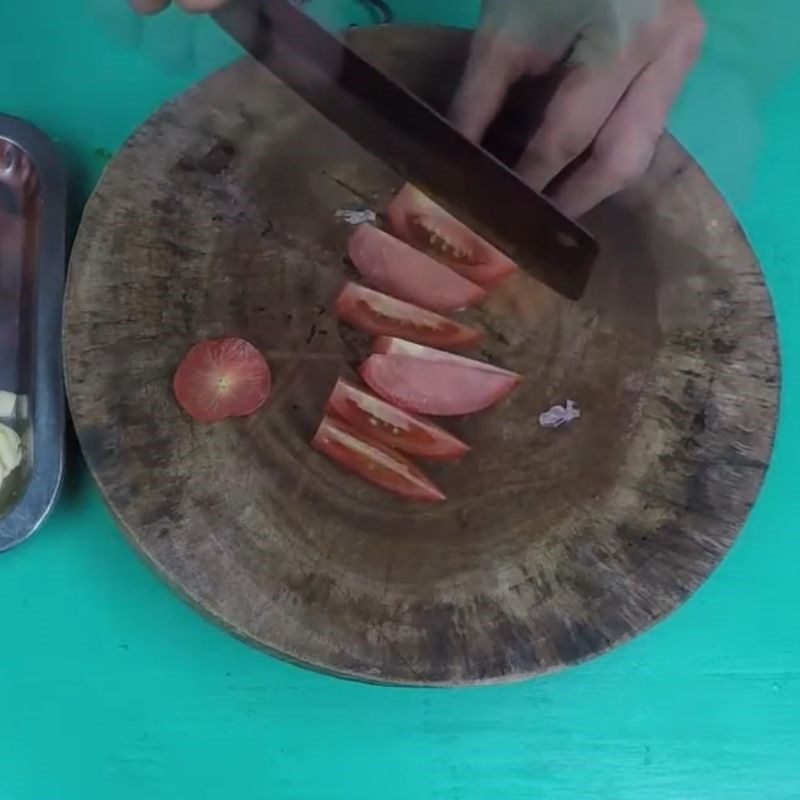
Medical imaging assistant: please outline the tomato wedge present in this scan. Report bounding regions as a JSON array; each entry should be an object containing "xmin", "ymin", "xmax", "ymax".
[
  {"xmin": 334, "ymin": 282, "xmax": 481, "ymax": 349},
  {"xmin": 387, "ymin": 184, "xmax": 518, "ymax": 287},
  {"xmin": 372, "ymin": 336, "xmax": 522, "ymax": 380},
  {"xmin": 360, "ymin": 355, "xmax": 520, "ymax": 416},
  {"xmin": 326, "ymin": 377, "xmax": 469, "ymax": 460},
  {"xmin": 312, "ymin": 414, "xmax": 445, "ymax": 502},
  {"xmin": 348, "ymin": 223, "xmax": 485, "ymax": 313},
  {"xmin": 173, "ymin": 337, "xmax": 271, "ymax": 423}
]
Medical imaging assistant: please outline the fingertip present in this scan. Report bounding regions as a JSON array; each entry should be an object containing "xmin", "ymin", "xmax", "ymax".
[
  {"xmin": 449, "ymin": 84, "xmax": 490, "ymax": 143},
  {"xmin": 130, "ymin": 0, "xmax": 170, "ymax": 15},
  {"xmin": 449, "ymin": 40, "xmax": 523, "ymax": 143},
  {"xmin": 548, "ymin": 129, "xmax": 658, "ymax": 219},
  {"xmin": 176, "ymin": 0, "xmax": 228, "ymax": 12},
  {"xmin": 547, "ymin": 186, "xmax": 594, "ymax": 221}
]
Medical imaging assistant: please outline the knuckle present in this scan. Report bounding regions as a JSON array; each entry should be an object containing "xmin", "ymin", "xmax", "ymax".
[
  {"xmin": 483, "ymin": 36, "xmax": 531, "ymax": 74},
  {"xmin": 675, "ymin": 6, "xmax": 707, "ymax": 55}
]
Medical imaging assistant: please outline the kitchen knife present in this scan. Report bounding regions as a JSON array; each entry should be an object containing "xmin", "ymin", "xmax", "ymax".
[{"xmin": 212, "ymin": 0, "xmax": 599, "ymax": 300}]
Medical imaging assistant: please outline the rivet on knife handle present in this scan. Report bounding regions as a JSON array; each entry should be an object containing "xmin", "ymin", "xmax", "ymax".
[{"xmin": 213, "ymin": 0, "xmax": 599, "ymax": 300}]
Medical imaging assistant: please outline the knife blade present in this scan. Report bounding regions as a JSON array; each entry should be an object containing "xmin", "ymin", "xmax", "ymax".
[{"xmin": 212, "ymin": 0, "xmax": 599, "ymax": 300}]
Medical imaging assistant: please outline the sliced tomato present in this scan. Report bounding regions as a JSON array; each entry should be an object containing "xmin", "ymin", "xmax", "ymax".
[
  {"xmin": 326, "ymin": 377, "xmax": 469, "ymax": 460},
  {"xmin": 334, "ymin": 282, "xmax": 481, "ymax": 350},
  {"xmin": 387, "ymin": 184, "xmax": 518, "ymax": 287},
  {"xmin": 360, "ymin": 355, "xmax": 520, "ymax": 416},
  {"xmin": 173, "ymin": 337, "xmax": 271, "ymax": 423},
  {"xmin": 348, "ymin": 223, "xmax": 485, "ymax": 313},
  {"xmin": 312, "ymin": 414, "xmax": 445, "ymax": 502},
  {"xmin": 371, "ymin": 336, "xmax": 522, "ymax": 380}
]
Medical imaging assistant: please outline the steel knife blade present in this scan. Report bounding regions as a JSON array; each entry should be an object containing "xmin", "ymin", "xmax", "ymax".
[{"xmin": 213, "ymin": 0, "xmax": 599, "ymax": 300}]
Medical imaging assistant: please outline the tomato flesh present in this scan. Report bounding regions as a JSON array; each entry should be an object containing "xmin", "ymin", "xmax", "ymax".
[
  {"xmin": 360, "ymin": 354, "xmax": 520, "ymax": 416},
  {"xmin": 348, "ymin": 223, "xmax": 485, "ymax": 313},
  {"xmin": 326, "ymin": 377, "xmax": 469, "ymax": 460},
  {"xmin": 312, "ymin": 414, "xmax": 445, "ymax": 502},
  {"xmin": 173, "ymin": 337, "xmax": 271, "ymax": 423},
  {"xmin": 335, "ymin": 282, "xmax": 481, "ymax": 350},
  {"xmin": 387, "ymin": 184, "xmax": 518, "ymax": 287},
  {"xmin": 371, "ymin": 336, "xmax": 522, "ymax": 380}
]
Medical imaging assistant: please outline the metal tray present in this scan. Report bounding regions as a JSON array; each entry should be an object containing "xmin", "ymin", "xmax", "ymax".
[{"xmin": 0, "ymin": 115, "xmax": 66, "ymax": 552}]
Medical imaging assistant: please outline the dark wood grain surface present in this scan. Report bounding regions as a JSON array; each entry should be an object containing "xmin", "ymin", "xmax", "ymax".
[{"xmin": 63, "ymin": 26, "xmax": 778, "ymax": 685}]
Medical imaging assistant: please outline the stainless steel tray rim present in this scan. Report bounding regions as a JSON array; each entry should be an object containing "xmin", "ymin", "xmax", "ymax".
[{"xmin": 0, "ymin": 114, "xmax": 66, "ymax": 553}]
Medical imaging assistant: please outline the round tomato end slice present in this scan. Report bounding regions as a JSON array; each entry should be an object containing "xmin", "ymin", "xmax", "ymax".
[{"xmin": 173, "ymin": 337, "xmax": 271, "ymax": 423}]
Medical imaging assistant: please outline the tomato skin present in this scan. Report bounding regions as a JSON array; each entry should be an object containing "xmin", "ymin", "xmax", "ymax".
[
  {"xmin": 173, "ymin": 338, "xmax": 271, "ymax": 423},
  {"xmin": 326, "ymin": 377, "xmax": 469, "ymax": 460},
  {"xmin": 371, "ymin": 336, "xmax": 522, "ymax": 381},
  {"xmin": 387, "ymin": 184, "xmax": 518, "ymax": 287},
  {"xmin": 348, "ymin": 223, "xmax": 485, "ymax": 313},
  {"xmin": 360, "ymin": 354, "xmax": 520, "ymax": 417},
  {"xmin": 312, "ymin": 414, "xmax": 445, "ymax": 502},
  {"xmin": 334, "ymin": 282, "xmax": 481, "ymax": 350}
]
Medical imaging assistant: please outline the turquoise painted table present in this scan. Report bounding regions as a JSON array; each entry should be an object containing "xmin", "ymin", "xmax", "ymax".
[{"xmin": 1, "ymin": 2, "xmax": 798, "ymax": 797}]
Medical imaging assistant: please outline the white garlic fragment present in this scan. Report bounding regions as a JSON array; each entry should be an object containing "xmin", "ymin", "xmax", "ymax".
[
  {"xmin": 0, "ymin": 422, "xmax": 22, "ymax": 489},
  {"xmin": 0, "ymin": 390, "xmax": 16, "ymax": 418},
  {"xmin": 539, "ymin": 400, "xmax": 581, "ymax": 429}
]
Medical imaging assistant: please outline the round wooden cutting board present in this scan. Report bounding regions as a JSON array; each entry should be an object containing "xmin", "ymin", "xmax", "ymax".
[{"xmin": 64, "ymin": 26, "xmax": 779, "ymax": 685}]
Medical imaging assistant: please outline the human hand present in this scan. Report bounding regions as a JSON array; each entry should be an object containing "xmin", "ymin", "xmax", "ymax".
[
  {"xmin": 130, "ymin": 0, "xmax": 704, "ymax": 218},
  {"xmin": 129, "ymin": 0, "xmax": 226, "ymax": 13},
  {"xmin": 450, "ymin": 0, "xmax": 705, "ymax": 217}
]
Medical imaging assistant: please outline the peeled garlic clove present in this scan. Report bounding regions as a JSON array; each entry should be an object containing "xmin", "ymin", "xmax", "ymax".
[
  {"xmin": 0, "ymin": 390, "xmax": 16, "ymax": 418},
  {"xmin": 0, "ymin": 422, "xmax": 22, "ymax": 481}
]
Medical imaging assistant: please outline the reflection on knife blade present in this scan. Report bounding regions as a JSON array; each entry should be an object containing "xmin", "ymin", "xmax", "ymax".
[{"xmin": 213, "ymin": 0, "xmax": 598, "ymax": 300}]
